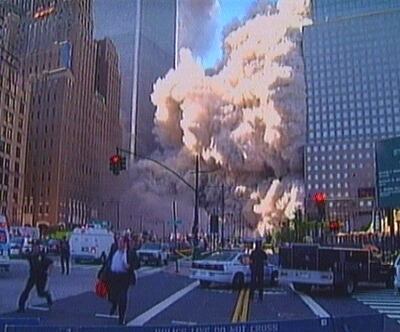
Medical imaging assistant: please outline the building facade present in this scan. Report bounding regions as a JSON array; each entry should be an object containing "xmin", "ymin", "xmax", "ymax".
[
  {"xmin": 304, "ymin": 0, "xmax": 400, "ymax": 230},
  {"xmin": 132, "ymin": 0, "xmax": 177, "ymax": 157},
  {"xmin": 4, "ymin": 0, "xmax": 122, "ymax": 227},
  {"xmin": 0, "ymin": 3, "xmax": 30, "ymax": 225}
]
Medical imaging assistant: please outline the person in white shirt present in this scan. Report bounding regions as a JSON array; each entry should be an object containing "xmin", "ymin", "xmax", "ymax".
[{"xmin": 108, "ymin": 236, "xmax": 131, "ymax": 325}]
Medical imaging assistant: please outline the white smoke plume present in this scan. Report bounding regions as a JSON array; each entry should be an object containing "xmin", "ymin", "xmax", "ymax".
[
  {"xmin": 178, "ymin": 0, "xmax": 220, "ymax": 58},
  {"xmin": 129, "ymin": 0, "xmax": 311, "ymax": 234}
]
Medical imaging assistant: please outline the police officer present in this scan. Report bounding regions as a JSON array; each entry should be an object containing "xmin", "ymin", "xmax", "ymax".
[
  {"xmin": 60, "ymin": 236, "xmax": 70, "ymax": 275},
  {"xmin": 18, "ymin": 241, "xmax": 53, "ymax": 312},
  {"xmin": 250, "ymin": 240, "xmax": 268, "ymax": 302}
]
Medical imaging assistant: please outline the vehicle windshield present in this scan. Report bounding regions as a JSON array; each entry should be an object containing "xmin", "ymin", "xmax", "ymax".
[
  {"xmin": 141, "ymin": 243, "xmax": 161, "ymax": 250},
  {"xmin": 207, "ymin": 251, "xmax": 239, "ymax": 262}
]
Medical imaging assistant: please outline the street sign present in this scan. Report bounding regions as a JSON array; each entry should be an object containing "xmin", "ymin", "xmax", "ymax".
[{"xmin": 376, "ymin": 136, "xmax": 400, "ymax": 208}]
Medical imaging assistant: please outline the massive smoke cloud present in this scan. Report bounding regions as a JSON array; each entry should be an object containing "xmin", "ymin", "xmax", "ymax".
[{"xmin": 129, "ymin": 0, "xmax": 311, "ymax": 235}]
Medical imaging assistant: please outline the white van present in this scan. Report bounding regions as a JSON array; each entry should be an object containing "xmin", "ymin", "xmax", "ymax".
[
  {"xmin": 395, "ymin": 254, "xmax": 400, "ymax": 293},
  {"xmin": 70, "ymin": 227, "xmax": 114, "ymax": 263}
]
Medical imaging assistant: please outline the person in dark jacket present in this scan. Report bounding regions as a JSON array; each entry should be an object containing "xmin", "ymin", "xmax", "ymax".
[
  {"xmin": 106, "ymin": 235, "xmax": 138, "ymax": 325},
  {"xmin": 18, "ymin": 241, "xmax": 53, "ymax": 312},
  {"xmin": 60, "ymin": 236, "xmax": 70, "ymax": 275},
  {"xmin": 250, "ymin": 240, "xmax": 268, "ymax": 302}
]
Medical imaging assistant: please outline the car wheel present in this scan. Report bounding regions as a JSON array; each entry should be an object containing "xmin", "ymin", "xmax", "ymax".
[
  {"xmin": 200, "ymin": 280, "xmax": 211, "ymax": 288},
  {"xmin": 342, "ymin": 277, "xmax": 356, "ymax": 296},
  {"xmin": 157, "ymin": 257, "xmax": 162, "ymax": 266},
  {"xmin": 163, "ymin": 259, "xmax": 168, "ymax": 265},
  {"xmin": 232, "ymin": 273, "xmax": 245, "ymax": 290}
]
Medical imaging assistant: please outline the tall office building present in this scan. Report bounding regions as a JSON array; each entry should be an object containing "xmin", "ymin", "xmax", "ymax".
[
  {"xmin": 94, "ymin": 0, "xmax": 177, "ymax": 158},
  {"xmin": 132, "ymin": 0, "xmax": 177, "ymax": 157},
  {"xmin": 6, "ymin": 0, "xmax": 122, "ymax": 227},
  {"xmin": 0, "ymin": 3, "xmax": 30, "ymax": 224},
  {"xmin": 304, "ymin": 0, "xmax": 400, "ymax": 229}
]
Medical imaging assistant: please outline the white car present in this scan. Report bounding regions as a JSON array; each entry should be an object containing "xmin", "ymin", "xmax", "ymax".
[
  {"xmin": 190, "ymin": 250, "xmax": 279, "ymax": 289},
  {"xmin": 395, "ymin": 255, "xmax": 400, "ymax": 293},
  {"xmin": 137, "ymin": 243, "xmax": 169, "ymax": 266}
]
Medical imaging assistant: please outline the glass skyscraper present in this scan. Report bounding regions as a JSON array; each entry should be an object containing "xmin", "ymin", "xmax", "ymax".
[{"xmin": 304, "ymin": 0, "xmax": 400, "ymax": 229}]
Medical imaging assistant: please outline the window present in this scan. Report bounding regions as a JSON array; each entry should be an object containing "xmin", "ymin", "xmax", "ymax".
[
  {"xmin": 16, "ymin": 147, "xmax": 20, "ymax": 159},
  {"xmin": 5, "ymin": 144, "xmax": 11, "ymax": 155},
  {"xmin": 15, "ymin": 162, "xmax": 19, "ymax": 173},
  {"xmin": 14, "ymin": 178, "xmax": 19, "ymax": 189},
  {"xmin": 17, "ymin": 132, "xmax": 22, "ymax": 144}
]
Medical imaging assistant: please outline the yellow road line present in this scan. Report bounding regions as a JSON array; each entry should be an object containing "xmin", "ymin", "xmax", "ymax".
[
  {"xmin": 239, "ymin": 289, "xmax": 250, "ymax": 322},
  {"xmin": 231, "ymin": 289, "xmax": 245, "ymax": 323}
]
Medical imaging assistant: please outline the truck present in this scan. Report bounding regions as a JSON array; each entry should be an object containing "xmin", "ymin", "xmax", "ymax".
[
  {"xmin": 69, "ymin": 227, "xmax": 114, "ymax": 263},
  {"xmin": 279, "ymin": 243, "xmax": 395, "ymax": 295}
]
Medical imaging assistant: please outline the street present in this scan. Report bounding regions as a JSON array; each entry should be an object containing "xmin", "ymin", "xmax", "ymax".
[{"xmin": 1, "ymin": 259, "xmax": 400, "ymax": 331}]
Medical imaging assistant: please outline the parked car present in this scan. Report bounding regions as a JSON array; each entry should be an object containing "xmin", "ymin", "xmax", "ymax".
[
  {"xmin": 9, "ymin": 237, "xmax": 24, "ymax": 257},
  {"xmin": 394, "ymin": 254, "xmax": 400, "ymax": 293},
  {"xmin": 137, "ymin": 242, "xmax": 170, "ymax": 266},
  {"xmin": 190, "ymin": 249, "xmax": 279, "ymax": 289}
]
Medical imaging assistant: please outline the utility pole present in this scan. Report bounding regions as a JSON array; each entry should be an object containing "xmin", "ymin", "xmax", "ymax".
[
  {"xmin": 192, "ymin": 155, "xmax": 199, "ymax": 246},
  {"xmin": 221, "ymin": 183, "xmax": 225, "ymax": 248},
  {"xmin": 172, "ymin": 200, "xmax": 179, "ymax": 273}
]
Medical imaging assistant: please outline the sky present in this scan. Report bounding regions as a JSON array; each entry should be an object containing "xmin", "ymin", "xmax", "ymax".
[{"xmin": 201, "ymin": 0, "xmax": 253, "ymax": 68}]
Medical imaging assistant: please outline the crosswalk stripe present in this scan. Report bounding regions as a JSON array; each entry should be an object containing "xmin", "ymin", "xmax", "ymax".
[
  {"xmin": 371, "ymin": 306, "xmax": 400, "ymax": 309},
  {"xmin": 377, "ymin": 309, "xmax": 400, "ymax": 313},
  {"xmin": 353, "ymin": 289, "xmax": 400, "ymax": 325}
]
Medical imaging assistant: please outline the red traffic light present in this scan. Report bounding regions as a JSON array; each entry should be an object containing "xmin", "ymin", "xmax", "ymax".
[
  {"xmin": 313, "ymin": 192, "xmax": 327, "ymax": 204},
  {"xmin": 110, "ymin": 154, "xmax": 121, "ymax": 165}
]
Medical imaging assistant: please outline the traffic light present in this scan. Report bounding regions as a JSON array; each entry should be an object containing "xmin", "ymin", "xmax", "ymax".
[
  {"xmin": 121, "ymin": 156, "xmax": 127, "ymax": 170},
  {"xmin": 109, "ymin": 154, "xmax": 122, "ymax": 175}
]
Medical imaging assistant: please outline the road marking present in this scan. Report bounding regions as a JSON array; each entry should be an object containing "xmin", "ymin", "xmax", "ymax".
[
  {"xmin": 95, "ymin": 313, "xmax": 118, "ymax": 319},
  {"xmin": 171, "ymin": 320, "xmax": 197, "ymax": 325},
  {"xmin": 231, "ymin": 288, "xmax": 250, "ymax": 323},
  {"xmin": 231, "ymin": 289, "xmax": 245, "ymax": 323},
  {"xmin": 290, "ymin": 284, "xmax": 330, "ymax": 319},
  {"xmin": 240, "ymin": 289, "xmax": 250, "ymax": 322},
  {"xmin": 27, "ymin": 305, "xmax": 49, "ymax": 311},
  {"xmin": 127, "ymin": 281, "xmax": 199, "ymax": 326},
  {"xmin": 353, "ymin": 289, "xmax": 400, "ymax": 325}
]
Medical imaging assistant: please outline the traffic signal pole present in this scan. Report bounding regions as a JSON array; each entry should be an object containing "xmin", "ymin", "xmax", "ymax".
[
  {"xmin": 172, "ymin": 200, "xmax": 179, "ymax": 273},
  {"xmin": 112, "ymin": 147, "xmax": 199, "ymax": 250}
]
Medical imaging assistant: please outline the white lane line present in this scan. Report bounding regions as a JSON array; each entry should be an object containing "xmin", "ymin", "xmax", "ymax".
[
  {"xmin": 387, "ymin": 314, "xmax": 400, "ymax": 319},
  {"xmin": 289, "ymin": 284, "xmax": 330, "ymax": 319},
  {"xmin": 127, "ymin": 281, "xmax": 199, "ymax": 326}
]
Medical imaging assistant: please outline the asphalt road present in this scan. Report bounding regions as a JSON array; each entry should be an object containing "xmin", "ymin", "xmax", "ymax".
[{"xmin": 1, "ymin": 260, "xmax": 400, "ymax": 331}]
